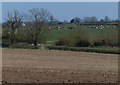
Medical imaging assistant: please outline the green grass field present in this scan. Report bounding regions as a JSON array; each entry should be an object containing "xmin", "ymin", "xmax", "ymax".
[
  {"xmin": 3, "ymin": 22, "xmax": 119, "ymax": 48},
  {"xmin": 44, "ymin": 27, "xmax": 118, "ymax": 46}
]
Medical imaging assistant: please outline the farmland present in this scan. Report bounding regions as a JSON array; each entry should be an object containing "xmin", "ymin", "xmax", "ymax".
[
  {"xmin": 2, "ymin": 48, "xmax": 118, "ymax": 83},
  {"xmin": 45, "ymin": 26, "xmax": 118, "ymax": 43},
  {"xmin": 3, "ymin": 22, "xmax": 118, "ymax": 46},
  {"xmin": 2, "ymin": 22, "xmax": 119, "ymax": 54},
  {"xmin": 2, "ymin": 3, "xmax": 119, "ymax": 84}
]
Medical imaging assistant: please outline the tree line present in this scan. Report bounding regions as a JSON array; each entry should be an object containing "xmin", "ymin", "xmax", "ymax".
[{"xmin": 70, "ymin": 16, "xmax": 115, "ymax": 24}]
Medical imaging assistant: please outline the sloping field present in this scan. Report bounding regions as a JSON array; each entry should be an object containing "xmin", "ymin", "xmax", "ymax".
[{"xmin": 2, "ymin": 49, "xmax": 118, "ymax": 83}]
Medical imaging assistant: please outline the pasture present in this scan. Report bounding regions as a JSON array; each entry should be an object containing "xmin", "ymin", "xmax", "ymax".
[
  {"xmin": 2, "ymin": 48, "xmax": 118, "ymax": 83},
  {"xmin": 2, "ymin": 21, "xmax": 119, "ymax": 48},
  {"xmin": 44, "ymin": 26, "xmax": 118, "ymax": 46}
]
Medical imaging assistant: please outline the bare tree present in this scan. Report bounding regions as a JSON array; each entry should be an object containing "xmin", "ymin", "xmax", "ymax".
[
  {"xmin": 28, "ymin": 8, "xmax": 51, "ymax": 46},
  {"xmin": 90, "ymin": 16, "xmax": 98, "ymax": 23},
  {"xmin": 104, "ymin": 16, "xmax": 110, "ymax": 22},
  {"xmin": 83, "ymin": 17, "xmax": 91, "ymax": 23},
  {"xmin": 6, "ymin": 9, "xmax": 24, "ymax": 44},
  {"xmin": 83, "ymin": 16, "xmax": 98, "ymax": 23},
  {"xmin": 49, "ymin": 15, "xmax": 55, "ymax": 25}
]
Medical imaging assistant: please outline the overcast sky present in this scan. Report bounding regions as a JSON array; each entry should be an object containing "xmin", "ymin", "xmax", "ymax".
[{"xmin": 2, "ymin": 2, "xmax": 118, "ymax": 22}]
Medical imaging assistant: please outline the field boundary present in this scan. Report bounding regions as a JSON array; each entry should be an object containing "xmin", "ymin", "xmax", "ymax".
[{"xmin": 46, "ymin": 46, "xmax": 120, "ymax": 54}]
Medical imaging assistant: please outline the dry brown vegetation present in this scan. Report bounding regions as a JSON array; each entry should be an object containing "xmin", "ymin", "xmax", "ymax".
[{"xmin": 2, "ymin": 49, "xmax": 118, "ymax": 83}]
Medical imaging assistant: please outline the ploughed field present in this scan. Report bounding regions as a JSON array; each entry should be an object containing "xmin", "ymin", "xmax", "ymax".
[{"xmin": 2, "ymin": 49, "xmax": 118, "ymax": 83}]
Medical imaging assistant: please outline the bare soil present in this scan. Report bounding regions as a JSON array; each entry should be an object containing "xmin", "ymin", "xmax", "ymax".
[{"xmin": 2, "ymin": 49, "xmax": 118, "ymax": 83}]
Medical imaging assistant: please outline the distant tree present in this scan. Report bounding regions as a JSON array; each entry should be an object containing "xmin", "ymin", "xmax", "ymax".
[
  {"xmin": 99, "ymin": 19, "xmax": 104, "ymax": 23},
  {"xmin": 63, "ymin": 20, "xmax": 69, "ymax": 24},
  {"xmin": 70, "ymin": 17, "xmax": 81, "ymax": 24},
  {"xmin": 74, "ymin": 17, "xmax": 81, "ymax": 24},
  {"xmin": 83, "ymin": 16, "xmax": 98, "ymax": 23},
  {"xmin": 28, "ymin": 8, "xmax": 51, "ymax": 46},
  {"xmin": 104, "ymin": 16, "xmax": 110, "ymax": 22},
  {"xmin": 83, "ymin": 17, "xmax": 91, "ymax": 23},
  {"xmin": 49, "ymin": 15, "xmax": 55, "ymax": 25},
  {"xmin": 70, "ymin": 19, "xmax": 74, "ymax": 23},
  {"xmin": 6, "ymin": 9, "xmax": 24, "ymax": 44},
  {"xmin": 90, "ymin": 16, "xmax": 98, "ymax": 23}
]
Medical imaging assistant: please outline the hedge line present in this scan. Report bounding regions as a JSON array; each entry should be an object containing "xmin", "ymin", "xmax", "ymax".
[
  {"xmin": 46, "ymin": 46, "xmax": 120, "ymax": 54},
  {"xmin": 3, "ymin": 44, "xmax": 39, "ymax": 49}
]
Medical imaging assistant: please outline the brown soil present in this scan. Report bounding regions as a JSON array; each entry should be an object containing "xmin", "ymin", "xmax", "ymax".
[{"xmin": 2, "ymin": 49, "xmax": 118, "ymax": 83}]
